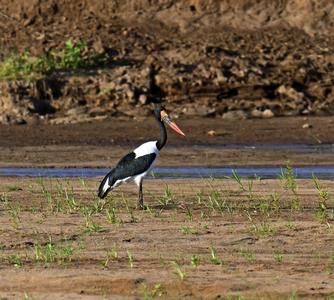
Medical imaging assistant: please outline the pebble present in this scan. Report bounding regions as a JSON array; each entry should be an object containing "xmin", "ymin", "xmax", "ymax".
[
  {"xmin": 138, "ymin": 94, "xmax": 148, "ymax": 105},
  {"xmin": 207, "ymin": 130, "xmax": 217, "ymax": 136},
  {"xmin": 262, "ymin": 109, "xmax": 274, "ymax": 118},
  {"xmin": 222, "ymin": 110, "xmax": 248, "ymax": 120},
  {"xmin": 302, "ymin": 123, "xmax": 312, "ymax": 129},
  {"xmin": 251, "ymin": 109, "xmax": 263, "ymax": 118}
]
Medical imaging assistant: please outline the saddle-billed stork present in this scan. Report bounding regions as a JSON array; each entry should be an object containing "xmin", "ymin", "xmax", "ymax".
[{"xmin": 98, "ymin": 105, "xmax": 185, "ymax": 208}]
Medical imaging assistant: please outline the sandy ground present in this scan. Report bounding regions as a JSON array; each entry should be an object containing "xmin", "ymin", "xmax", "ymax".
[
  {"xmin": 0, "ymin": 176, "xmax": 334, "ymax": 299},
  {"xmin": 0, "ymin": 117, "xmax": 334, "ymax": 299}
]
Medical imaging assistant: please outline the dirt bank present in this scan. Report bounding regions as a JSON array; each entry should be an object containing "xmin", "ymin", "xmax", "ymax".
[{"xmin": 1, "ymin": 0, "xmax": 334, "ymax": 124}]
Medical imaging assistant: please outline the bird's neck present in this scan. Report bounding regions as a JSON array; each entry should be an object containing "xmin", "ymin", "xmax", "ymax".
[{"xmin": 156, "ymin": 120, "xmax": 167, "ymax": 151}]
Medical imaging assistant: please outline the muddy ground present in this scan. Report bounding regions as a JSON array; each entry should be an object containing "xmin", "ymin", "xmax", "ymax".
[
  {"xmin": 0, "ymin": 117, "xmax": 334, "ymax": 299},
  {"xmin": 1, "ymin": 116, "xmax": 334, "ymax": 169}
]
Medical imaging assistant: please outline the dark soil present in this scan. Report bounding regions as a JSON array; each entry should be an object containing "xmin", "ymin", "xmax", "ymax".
[
  {"xmin": 0, "ymin": 116, "xmax": 334, "ymax": 169},
  {"xmin": 1, "ymin": 0, "xmax": 334, "ymax": 124}
]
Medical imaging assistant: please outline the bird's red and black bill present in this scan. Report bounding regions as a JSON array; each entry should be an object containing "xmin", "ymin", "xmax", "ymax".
[{"xmin": 160, "ymin": 110, "xmax": 185, "ymax": 136}]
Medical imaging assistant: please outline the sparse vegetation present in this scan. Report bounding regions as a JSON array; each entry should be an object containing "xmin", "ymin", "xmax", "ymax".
[
  {"xmin": 0, "ymin": 40, "xmax": 107, "ymax": 81},
  {"xmin": 7, "ymin": 253, "xmax": 23, "ymax": 267},
  {"xmin": 171, "ymin": 261, "xmax": 187, "ymax": 281},
  {"xmin": 273, "ymin": 250, "xmax": 282, "ymax": 262},
  {"xmin": 239, "ymin": 244, "xmax": 255, "ymax": 263},
  {"xmin": 312, "ymin": 173, "xmax": 333, "ymax": 223},
  {"xmin": 279, "ymin": 160, "xmax": 301, "ymax": 210},
  {"xmin": 33, "ymin": 235, "xmax": 76, "ymax": 267},
  {"xmin": 0, "ymin": 159, "xmax": 333, "ymax": 298},
  {"xmin": 127, "ymin": 249, "xmax": 134, "ymax": 268},
  {"xmin": 208, "ymin": 242, "xmax": 223, "ymax": 265}
]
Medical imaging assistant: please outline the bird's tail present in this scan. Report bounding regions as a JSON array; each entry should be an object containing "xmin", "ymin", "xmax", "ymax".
[{"xmin": 98, "ymin": 170, "xmax": 114, "ymax": 199}]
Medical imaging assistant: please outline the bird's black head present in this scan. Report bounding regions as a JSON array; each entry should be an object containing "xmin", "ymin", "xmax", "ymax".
[
  {"xmin": 153, "ymin": 105, "xmax": 185, "ymax": 136},
  {"xmin": 154, "ymin": 105, "xmax": 167, "ymax": 119}
]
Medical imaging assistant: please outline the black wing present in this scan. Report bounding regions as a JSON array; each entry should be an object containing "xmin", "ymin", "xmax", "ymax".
[
  {"xmin": 113, "ymin": 152, "xmax": 156, "ymax": 180},
  {"xmin": 98, "ymin": 152, "xmax": 156, "ymax": 199}
]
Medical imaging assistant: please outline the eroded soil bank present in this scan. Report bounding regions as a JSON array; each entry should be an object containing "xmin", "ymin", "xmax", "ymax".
[{"xmin": 1, "ymin": 0, "xmax": 334, "ymax": 124}]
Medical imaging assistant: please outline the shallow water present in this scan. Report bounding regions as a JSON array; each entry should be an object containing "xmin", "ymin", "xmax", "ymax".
[
  {"xmin": 1, "ymin": 144, "xmax": 333, "ymax": 179},
  {"xmin": 184, "ymin": 143, "xmax": 334, "ymax": 153},
  {"xmin": 0, "ymin": 166, "xmax": 333, "ymax": 179}
]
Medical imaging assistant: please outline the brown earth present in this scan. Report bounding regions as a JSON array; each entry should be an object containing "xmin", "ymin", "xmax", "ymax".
[
  {"xmin": 1, "ymin": 176, "xmax": 334, "ymax": 299},
  {"xmin": 1, "ymin": 1, "xmax": 334, "ymax": 299},
  {"xmin": 1, "ymin": 115, "xmax": 334, "ymax": 169},
  {"xmin": 1, "ymin": 0, "xmax": 334, "ymax": 124},
  {"xmin": 0, "ymin": 116, "xmax": 334, "ymax": 300}
]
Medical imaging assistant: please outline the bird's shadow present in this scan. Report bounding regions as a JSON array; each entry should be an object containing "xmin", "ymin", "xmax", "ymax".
[{"xmin": 141, "ymin": 203, "xmax": 187, "ymax": 210}]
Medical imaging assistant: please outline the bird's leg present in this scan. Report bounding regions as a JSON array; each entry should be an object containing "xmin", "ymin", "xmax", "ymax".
[{"xmin": 138, "ymin": 180, "xmax": 144, "ymax": 209}]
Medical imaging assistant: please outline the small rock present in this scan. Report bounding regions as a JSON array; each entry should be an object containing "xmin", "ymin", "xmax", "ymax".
[
  {"xmin": 262, "ymin": 109, "xmax": 274, "ymax": 118},
  {"xmin": 182, "ymin": 106, "xmax": 216, "ymax": 117},
  {"xmin": 154, "ymin": 74, "xmax": 164, "ymax": 87},
  {"xmin": 144, "ymin": 55, "xmax": 156, "ymax": 66},
  {"xmin": 125, "ymin": 88, "xmax": 135, "ymax": 100},
  {"xmin": 36, "ymin": 33, "xmax": 45, "ymax": 41},
  {"xmin": 222, "ymin": 110, "xmax": 248, "ymax": 120},
  {"xmin": 23, "ymin": 18, "xmax": 33, "ymax": 27},
  {"xmin": 138, "ymin": 94, "xmax": 148, "ymax": 105},
  {"xmin": 277, "ymin": 85, "xmax": 288, "ymax": 94},
  {"xmin": 92, "ymin": 39, "xmax": 105, "ymax": 54},
  {"xmin": 251, "ymin": 109, "xmax": 263, "ymax": 118},
  {"xmin": 122, "ymin": 107, "xmax": 151, "ymax": 118},
  {"xmin": 66, "ymin": 107, "xmax": 85, "ymax": 116},
  {"xmin": 214, "ymin": 68, "xmax": 228, "ymax": 84},
  {"xmin": 140, "ymin": 67, "xmax": 151, "ymax": 77},
  {"xmin": 88, "ymin": 107, "xmax": 107, "ymax": 116},
  {"xmin": 302, "ymin": 123, "xmax": 312, "ymax": 129},
  {"xmin": 207, "ymin": 130, "xmax": 216, "ymax": 136}
]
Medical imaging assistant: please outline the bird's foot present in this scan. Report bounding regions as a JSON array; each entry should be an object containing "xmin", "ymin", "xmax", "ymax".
[
  {"xmin": 138, "ymin": 201, "xmax": 146, "ymax": 210},
  {"xmin": 177, "ymin": 203, "xmax": 187, "ymax": 210}
]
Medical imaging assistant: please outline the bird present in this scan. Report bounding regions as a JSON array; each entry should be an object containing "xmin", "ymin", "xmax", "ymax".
[{"xmin": 98, "ymin": 105, "xmax": 185, "ymax": 208}]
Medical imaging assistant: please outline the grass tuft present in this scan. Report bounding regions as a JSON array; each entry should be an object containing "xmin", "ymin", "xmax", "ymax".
[{"xmin": 0, "ymin": 40, "xmax": 107, "ymax": 81}]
